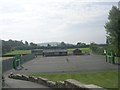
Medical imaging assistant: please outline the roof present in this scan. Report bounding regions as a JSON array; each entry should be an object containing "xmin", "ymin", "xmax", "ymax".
[
  {"xmin": 74, "ymin": 48, "xmax": 82, "ymax": 51},
  {"xmin": 32, "ymin": 49, "xmax": 43, "ymax": 51},
  {"xmin": 43, "ymin": 49, "xmax": 67, "ymax": 53}
]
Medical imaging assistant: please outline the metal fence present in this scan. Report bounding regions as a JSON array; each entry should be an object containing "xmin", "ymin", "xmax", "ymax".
[{"xmin": 2, "ymin": 54, "xmax": 35, "ymax": 73}]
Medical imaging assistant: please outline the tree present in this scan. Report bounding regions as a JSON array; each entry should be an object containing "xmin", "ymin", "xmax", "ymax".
[
  {"xmin": 2, "ymin": 40, "xmax": 11, "ymax": 54},
  {"xmin": 90, "ymin": 42, "xmax": 97, "ymax": 53},
  {"xmin": 77, "ymin": 42, "xmax": 86, "ymax": 47},
  {"xmin": 105, "ymin": 6, "xmax": 120, "ymax": 56},
  {"xmin": 30, "ymin": 42, "xmax": 37, "ymax": 46},
  {"xmin": 60, "ymin": 42, "xmax": 66, "ymax": 46},
  {"xmin": 47, "ymin": 44, "xmax": 51, "ymax": 47},
  {"xmin": 77, "ymin": 42, "xmax": 81, "ymax": 46},
  {"xmin": 25, "ymin": 41, "xmax": 29, "ymax": 46}
]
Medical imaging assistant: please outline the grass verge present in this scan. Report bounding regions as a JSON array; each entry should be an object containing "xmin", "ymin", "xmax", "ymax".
[
  {"xmin": 0, "ymin": 57, "xmax": 13, "ymax": 60},
  {"xmin": 67, "ymin": 48, "xmax": 91, "ymax": 54},
  {"xmin": 31, "ymin": 70, "xmax": 118, "ymax": 89},
  {"xmin": 4, "ymin": 50, "xmax": 31, "ymax": 55}
]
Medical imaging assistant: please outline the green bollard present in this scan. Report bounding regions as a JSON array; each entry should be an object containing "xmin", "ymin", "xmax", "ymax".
[
  {"xmin": 111, "ymin": 52, "xmax": 115, "ymax": 64},
  {"xmin": 107, "ymin": 52, "xmax": 111, "ymax": 63},
  {"xmin": 13, "ymin": 54, "xmax": 21, "ymax": 69},
  {"xmin": 105, "ymin": 51, "xmax": 115, "ymax": 64},
  {"xmin": 109, "ymin": 55, "xmax": 111, "ymax": 63}
]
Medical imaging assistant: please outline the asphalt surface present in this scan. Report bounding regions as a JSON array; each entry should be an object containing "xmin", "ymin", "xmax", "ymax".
[
  {"xmin": 3, "ymin": 54, "xmax": 118, "ymax": 88},
  {"xmin": 5, "ymin": 54, "xmax": 118, "ymax": 75}
]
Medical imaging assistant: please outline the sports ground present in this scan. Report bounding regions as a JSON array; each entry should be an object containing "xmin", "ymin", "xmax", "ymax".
[{"xmin": 5, "ymin": 54, "xmax": 118, "ymax": 74}]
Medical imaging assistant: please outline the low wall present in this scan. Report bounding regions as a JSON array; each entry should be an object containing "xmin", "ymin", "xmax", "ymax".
[
  {"xmin": 64, "ymin": 79, "xmax": 106, "ymax": 90},
  {"xmin": 21, "ymin": 54, "xmax": 35, "ymax": 63},
  {"xmin": 2, "ymin": 54, "xmax": 35, "ymax": 73},
  {"xmin": 2, "ymin": 58, "xmax": 14, "ymax": 73},
  {"xmin": 8, "ymin": 74, "xmax": 107, "ymax": 90}
]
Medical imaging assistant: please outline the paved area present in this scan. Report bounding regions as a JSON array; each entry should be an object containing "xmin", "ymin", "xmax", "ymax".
[{"xmin": 4, "ymin": 54, "xmax": 118, "ymax": 75}]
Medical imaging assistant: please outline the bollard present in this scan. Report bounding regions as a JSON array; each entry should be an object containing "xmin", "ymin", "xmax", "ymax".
[
  {"xmin": 109, "ymin": 52, "xmax": 115, "ymax": 64},
  {"xmin": 112, "ymin": 56, "xmax": 115, "ymax": 64}
]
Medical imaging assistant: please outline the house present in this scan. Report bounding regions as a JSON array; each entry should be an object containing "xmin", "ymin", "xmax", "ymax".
[
  {"xmin": 73, "ymin": 49, "xmax": 82, "ymax": 55},
  {"xmin": 43, "ymin": 49, "xmax": 68, "ymax": 56},
  {"xmin": 32, "ymin": 49, "xmax": 43, "ymax": 55}
]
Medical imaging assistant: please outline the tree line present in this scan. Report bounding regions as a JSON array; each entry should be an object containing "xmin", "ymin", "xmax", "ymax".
[
  {"xmin": 2, "ymin": 40, "xmax": 37, "ymax": 54},
  {"xmin": 2, "ymin": 39, "xmax": 107, "ymax": 55},
  {"xmin": 1, "ymin": 39, "xmax": 90, "ymax": 54}
]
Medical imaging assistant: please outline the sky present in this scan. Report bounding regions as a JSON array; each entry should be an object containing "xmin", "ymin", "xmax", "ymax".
[{"xmin": 0, "ymin": 0, "xmax": 119, "ymax": 44}]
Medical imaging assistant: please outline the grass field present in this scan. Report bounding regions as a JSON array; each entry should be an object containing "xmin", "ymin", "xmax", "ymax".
[
  {"xmin": 0, "ymin": 57, "xmax": 13, "ymax": 60},
  {"xmin": 4, "ymin": 50, "xmax": 31, "ymax": 55},
  {"xmin": 115, "ymin": 57, "xmax": 120, "ymax": 61},
  {"xmin": 0, "ymin": 57, "xmax": 2, "ymax": 60},
  {"xmin": 67, "ymin": 48, "xmax": 91, "ymax": 54},
  {"xmin": 31, "ymin": 70, "xmax": 118, "ymax": 89}
]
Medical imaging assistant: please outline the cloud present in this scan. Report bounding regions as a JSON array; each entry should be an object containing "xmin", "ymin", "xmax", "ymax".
[{"xmin": 0, "ymin": 0, "xmax": 118, "ymax": 44}]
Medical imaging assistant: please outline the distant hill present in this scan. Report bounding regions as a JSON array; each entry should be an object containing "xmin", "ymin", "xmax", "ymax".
[{"xmin": 37, "ymin": 42, "xmax": 61, "ymax": 46}]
